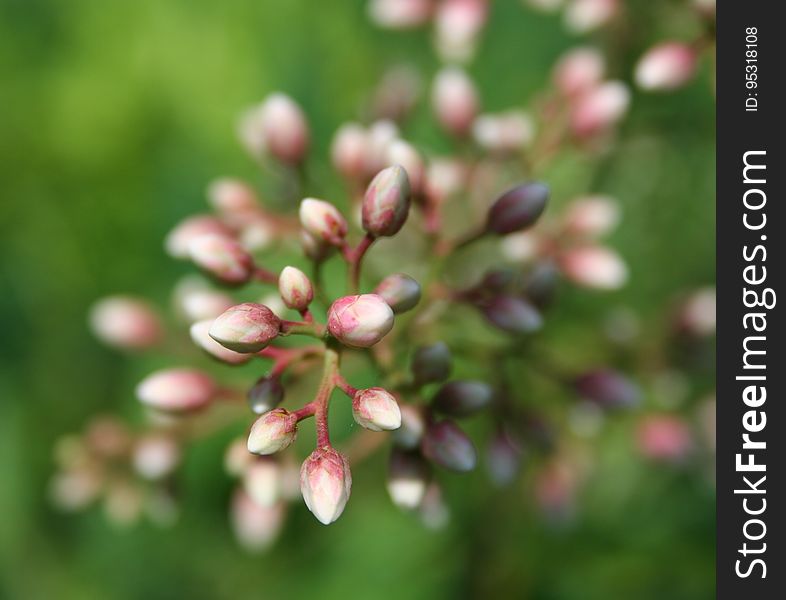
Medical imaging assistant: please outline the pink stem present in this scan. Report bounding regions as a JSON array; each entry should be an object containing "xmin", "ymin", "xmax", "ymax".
[
  {"xmin": 343, "ymin": 233, "xmax": 376, "ymax": 294},
  {"xmin": 334, "ymin": 372, "xmax": 358, "ymax": 397},
  {"xmin": 253, "ymin": 266, "xmax": 278, "ymax": 284},
  {"xmin": 314, "ymin": 347, "xmax": 340, "ymax": 447}
]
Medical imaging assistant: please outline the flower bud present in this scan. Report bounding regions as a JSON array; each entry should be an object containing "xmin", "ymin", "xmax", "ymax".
[
  {"xmin": 299, "ymin": 198, "xmax": 348, "ymax": 246},
  {"xmin": 260, "ymin": 93, "xmax": 309, "ymax": 164},
  {"xmin": 481, "ymin": 295, "xmax": 543, "ymax": 334},
  {"xmin": 432, "ymin": 380, "xmax": 494, "ymax": 417},
  {"xmin": 247, "ymin": 408, "xmax": 298, "ymax": 455},
  {"xmin": 132, "ymin": 434, "xmax": 180, "ymax": 480},
  {"xmin": 472, "ymin": 111, "xmax": 535, "ymax": 154},
  {"xmin": 434, "ymin": 0, "xmax": 488, "ymax": 63},
  {"xmin": 373, "ymin": 65, "xmax": 422, "ymax": 122},
  {"xmin": 207, "ymin": 178, "xmax": 259, "ymax": 217},
  {"xmin": 103, "ymin": 481, "xmax": 143, "ymax": 528},
  {"xmin": 173, "ymin": 277, "xmax": 236, "ymax": 322},
  {"xmin": 278, "ymin": 266, "xmax": 314, "ymax": 311},
  {"xmin": 486, "ymin": 430, "xmax": 524, "ymax": 487},
  {"xmin": 362, "ymin": 165, "xmax": 412, "ymax": 237},
  {"xmin": 209, "ymin": 303, "xmax": 281, "ymax": 353},
  {"xmin": 352, "ymin": 387, "xmax": 402, "ymax": 431},
  {"xmin": 419, "ymin": 482, "xmax": 450, "ymax": 529},
  {"xmin": 368, "ymin": 0, "xmax": 432, "ymax": 29},
  {"xmin": 243, "ymin": 457, "xmax": 283, "ymax": 507},
  {"xmin": 564, "ymin": 0, "xmax": 618, "ymax": 34},
  {"xmin": 636, "ymin": 414, "xmax": 693, "ymax": 462},
  {"xmin": 386, "ymin": 140, "xmax": 424, "ymax": 195},
  {"xmin": 224, "ymin": 437, "xmax": 254, "ymax": 476},
  {"xmin": 165, "ymin": 215, "xmax": 232, "ymax": 259},
  {"xmin": 486, "ymin": 182, "xmax": 550, "ymax": 234},
  {"xmin": 387, "ymin": 449, "xmax": 431, "ymax": 510},
  {"xmin": 187, "ymin": 234, "xmax": 255, "ymax": 286},
  {"xmin": 553, "ymin": 47, "xmax": 605, "ymax": 97},
  {"xmin": 331, "ymin": 123, "xmax": 369, "ymax": 180},
  {"xmin": 424, "ymin": 158, "xmax": 466, "ymax": 205},
  {"xmin": 500, "ymin": 231, "xmax": 539, "ymax": 263},
  {"xmin": 190, "ymin": 319, "xmax": 251, "ymax": 364},
  {"xmin": 570, "ymin": 81, "xmax": 630, "ymax": 138},
  {"xmin": 300, "ymin": 230, "xmax": 334, "ymax": 262},
  {"xmin": 677, "ymin": 287, "xmax": 716, "ymax": 337},
  {"xmin": 247, "ymin": 376, "xmax": 285, "ymax": 415},
  {"xmin": 327, "ymin": 294, "xmax": 395, "ymax": 348},
  {"xmin": 393, "ymin": 404, "xmax": 427, "ymax": 449},
  {"xmin": 89, "ymin": 296, "xmax": 162, "ymax": 350},
  {"xmin": 300, "ymin": 446, "xmax": 352, "ymax": 525},
  {"xmin": 411, "ymin": 342, "xmax": 452, "ymax": 385},
  {"xmin": 559, "ymin": 245, "xmax": 628, "ymax": 289},
  {"xmin": 432, "ymin": 67, "xmax": 479, "ymax": 136},
  {"xmin": 50, "ymin": 469, "xmax": 101, "ymax": 511},
  {"xmin": 574, "ymin": 369, "xmax": 640, "ymax": 409},
  {"xmin": 421, "ymin": 420, "xmax": 477, "ymax": 472},
  {"xmin": 136, "ymin": 368, "xmax": 216, "ymax": 412},
  {"xmin": 562, "ymin": 195, "xmax": 620, "ymax": 237},
  {"xmin": 374, "ymin": 273, "xmax": 421, "ymax": 314},
  {"xmin": 230, "ymin": 489, "xmax": 285, "ymax": 552},
  {"xmin": 239, "ymin": 216, "xmax": 276, "ymax": 252},
  {"xmin": 365, "ymin": 120, "xmax": 400, "ymax": 176},
  {"xmin": 635, "ymin": 42, "xmax": 697, "ymax": 92}
]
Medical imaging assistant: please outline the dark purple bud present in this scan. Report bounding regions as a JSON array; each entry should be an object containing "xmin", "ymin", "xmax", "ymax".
[
  {"xmin": 411, "ymin": 342, "xmax": 452, "ymax": 386},
  {"xmin": 247, "ymin": 376, "xmax": 285, "ymax": 415},
  {"xmin": 524, "ymin": 262, "xmax": 560, "ymax": 308},
  {"xmin": 574, "ymin": 369, "xmax": 641, "ymax": 409},
  {"xmin": 486, "ymin": 182, "xmax": 549, "ymax": 235},
  {"xmin": 480, "ymin": 268, "xmax": 516, "ymax": 293},
  {"xmin": 432, "ymin": 380, "xmax": 494, "ymax": 417},
  {"xmin": 481, "ymin": 295, "xmax": 543, "ymax": 334},
  {"xmin": 421, "ymin": 420, "xmax": 477, "ymax": 472}
]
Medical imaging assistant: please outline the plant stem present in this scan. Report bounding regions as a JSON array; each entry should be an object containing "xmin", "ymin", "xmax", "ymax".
[
  {"xmin": 253, "ymin": 266, "xmax": 278, "ymax": 284},
  {"xmin": 344, "ymin": 233, "xmax": 376, "ymax": 294},
  {"xmin": 279, "ymin": 319, "xmax": 326, "ymax": 339},
  {"xmin": 314, "ymin": 345, "xmax": 341, "ymax": 447}
]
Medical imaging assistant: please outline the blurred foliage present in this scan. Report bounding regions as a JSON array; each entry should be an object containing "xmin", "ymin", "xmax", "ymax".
[{"xmin": 0, "ymin": 0, "xmax": 714, "ymax": 598}]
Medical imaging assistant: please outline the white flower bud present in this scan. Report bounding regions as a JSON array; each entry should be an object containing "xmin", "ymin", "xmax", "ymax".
[{"xmin": 300, "ymin": 447, "xmax": 352, "ymax": 525}]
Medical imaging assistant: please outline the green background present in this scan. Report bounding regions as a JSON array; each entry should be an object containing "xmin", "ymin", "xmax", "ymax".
[{"xmin": 0, "ymin": 0, "xmax": 715, "ymax": 598}]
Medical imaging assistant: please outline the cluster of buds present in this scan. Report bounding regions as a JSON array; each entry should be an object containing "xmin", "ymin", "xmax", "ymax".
[{"xmin": 53, "ymin": 0, "xmax": 715, "ymax": 550}]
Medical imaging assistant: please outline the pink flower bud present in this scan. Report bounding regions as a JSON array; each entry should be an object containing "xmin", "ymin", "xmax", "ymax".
[
  {"xmin": 677, "ymin": 287, "xmax": 716, "ymax": 337},
  {"xmin": 240, "ymin": 216, "xmax": 276, "ymax": 252},
  {"xmin": 224, "ymin": 437, "xmax": 254, "ymax": 476},
  {"xmin": 559, "ymin": 245, "xmax": 628, "ymax": 289},
  {"xmin": 472, "ymin": 111, "xmax": 535, "ymax": 154},
  {"xmin": 300, "ymin": 230, "xmax": 335, "ymax": 262},
  {"xmin": 230, "ymin": 489, "xmax": 285, "ymax": 552},
  {"xmin": 636, "ymin": 414, "xmax": 693, "ymax": 462},
  {"xmin": 165, "ymin": 215, "xmax": 232, "ymax": 259},
  {"xmin": 247, "ymin": 376, "xmax": 285, "ymax": 415},
  {"xmin": 570, "ymin": 81, "xmax": 630, "ymax": 138},
  {"xmin": 432, "ymin": 67, "xmax": 479, "ymax": 137},
  {"xmin": 209, "ymin": 303, "xmax": 281, "ymax": 353},
  {"xmin": 373, "ymin": 65, "xmax": 422, "ymax": 122},
  {"xmin": 387, "ymin": 449, "xmax": 431, "ymax": 510},
  {"xmin": 434, "ymin": 0, "xmax": 488, "ymax": 63},
  {"xmin": 247, "ymin": 408, "xmax": 298, "ymax": 455},
  {"xmin": 300, "ymin": 446, "xmax": 352, "ymax": 525},
  {"xmin": 424, "ymin": 158, "xmax": 466, "ymax": 204},
  {"xmin": 331, "ymin": 123, "xmax": 369, "ymax": 180},
  {"xmin": 132, "ymin": 434, "xmax": 180, "ymax": 480},
  {"xmin": 481, "ymin": 295, "xmax": 543, "ymax": 334},
  {"xmin": 421, "ymin": 420, "xmax": 477, "ymax": 472},
  {"xmin": 374, "ymin": 273, "xmax": 422, "ymax": 314},
  {"xmin": 564, "ymin": 0, "xmax": 617, "ymax": 34},
  {"xmin": 635, "ymin": 42, "xmax": 697, "ymax": 92},
  {"xmin": 393, "ymin": 404, "xmax": 427, "ymax": 449},
  {"xmin": 187, "ymin": 234, "xmax": 255, "ymax": 286},
  {"xmin": 298, "ymin": 198, "xmax": 348, "ymax": 246},
  {"xmin": 574, "ymin": 369, "xmax": 640, "ymax": 409},
  {"xmin": 243, "ymin": 457, "xmax": 283, "ymax": 507},
  {"xmin": 365, "ymin": 120, "xmax": 400, "ymax": 176},
  {"xmin": 327, "ymin": 294, "xmax": 395, "ymax": 348},
  {"xmin": 278, "ymin": 266, "xmax": 314, "ymax": 311},
  {"xmin": 386, "ymin": 140, "xmax": 424, "ymax": 194},
  {"xmin": 50, "ymin": 469, "xmax": 101, "ymax": 511},
  {"xmin": 562, "ymin": 195, "xmax": 620, "ymax": 237},
  {"xmin": 103, "ymin": 481, "xmax": 144, "ymax": 528},
  {"xmin": 432, "ymin": 380, "xmax": 494, "ymax": 417},
  {"xmin": 368, "ymin": 0, "xmax": 432, "ymax": 29},
  {"xmin": 207, "ymin": 178, "xmax": 259, "ymax": 216},
  {"xmin": 553, "ymin": 47, "xmax": 605, "ymax": 97},
  {"xmin": 84, "ymin": 417, "xmax": 132, "ymax": 458},
  {"xmin": 190, "ymin": 319, "xmax": 251, "ymax": 364},
  {"xmin": 352, "ymin": 387, "xmax": 402, "ymax": 431},
  {"xmin": 89, "ymin": 296, "xmax": 162, "ymax": 350},
  {"xmin": 173, "ymin": 277, "xmax": 236, "ymax": 322},
  {"xmin": 411, "ymin": 342, "xmax": 452, "ymax": 385},
  {"xmin": 362, "ymin": 165, "xmax": 412, "ymax": 237},
  {"xmin": 136, "ymin": 368, "xmax": 216, "ymax": 412},
  {"xmin": 261, "ymin": 93, "xmax": 310, "ymax": 164},
  {"xmin": 486, "ymin": 182, "xmax": 550, "ymax": 234}
]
